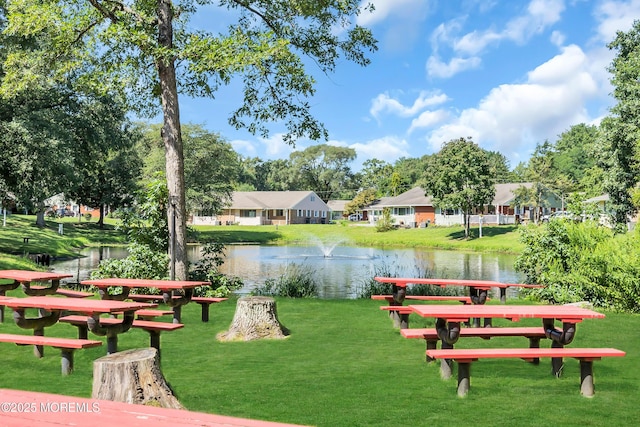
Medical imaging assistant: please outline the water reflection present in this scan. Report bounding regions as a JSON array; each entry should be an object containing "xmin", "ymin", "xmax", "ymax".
[{"xmin": 51, "ymin": 245, "xmax": 524, "ymax": 299}]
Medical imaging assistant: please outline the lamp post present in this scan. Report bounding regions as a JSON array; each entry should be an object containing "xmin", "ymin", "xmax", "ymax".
[{"xmin": 169, "ymin": 197, "xmax": 177, "ymax": 281}]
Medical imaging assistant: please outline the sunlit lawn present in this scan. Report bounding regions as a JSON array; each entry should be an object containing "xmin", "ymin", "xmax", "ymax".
[{"xmin": 0, "ymin": 292, "xmax": 635, "ymax": 427}]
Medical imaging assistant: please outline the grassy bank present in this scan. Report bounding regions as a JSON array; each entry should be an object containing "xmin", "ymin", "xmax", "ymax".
[
  {"xmin": 0, "ymin": 292, "xmax": 635, "ymax": 427},
  {"xmin": 194, "ymin": 222, "xmax": 525, "ymax": 253},
  {"xmin": 0, "ymin": 215, "xmax": 124, "ymax": 269},
  {"xmin": 1, "ymin": 215, "xmax": 524, "ymax": 270}
]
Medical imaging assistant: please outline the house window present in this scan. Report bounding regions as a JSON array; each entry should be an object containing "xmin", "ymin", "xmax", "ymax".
[
  {"xmin": 314, "ymin": 210, "xmax": 318, "ymax": 217},
  {"xmin": 306, "ymin": 209, "xmax": 311, "ymax": 217},
  {"xmin": 275, "ymin": 209, "xmax": 284, "ymax": 217},
  {"xmin": 395, "ymin": 208, "xmax": 409, "ymax": 215},
  {"xmin": 310, "ymin": 195, "xmax": 316, "ymax": 201},
  {"xmin": 240, "ymin": 210, "xmax": 256, "ymax": 217},
  {"xmin": 297, "ymin": 209, "xmax": 302, "ymax": 217},
  {"xmin": 321, "ymin": 211, "xmax": 326, "ymax": 218}
]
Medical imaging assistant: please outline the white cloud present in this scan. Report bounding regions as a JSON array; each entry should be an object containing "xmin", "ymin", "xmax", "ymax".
[
  {"xmin": 370, "ymin": 91, "xmax": 449, "ymax": 119},
  {"xmin": 256, "ymin": 133, "xmax": 296, "ymax": 159},
  {"xmin": 426, "ymin": 55, "xmax": 482, "ymax": 78},
  {"xmin": 408, "ymin": 110, "xmax": 451, "ymax": 133},
  {"xmin": 425, "ymin": 44, "xmax": 601, "ymax": 164},
  {"xmin": 595, "ymin": 0, "xmax": 640, "ymax": 43},
  {"xmin": 428, "ymin": 0, "xmax": 565, "ymax": 78},
  {"xmin": 356, "ymin": 0, "xmax": 430, "ymax": 26},
  {"xmin": 229, "ymin": 138, "xmax": 257, "ymax": 158},
  {"xmin": 349, "ymin": 135, "xmax": 411, "ymax": 169},
  {"xmin": 550, "ymin": 30, "xmax": 565, "ymax": 46}
]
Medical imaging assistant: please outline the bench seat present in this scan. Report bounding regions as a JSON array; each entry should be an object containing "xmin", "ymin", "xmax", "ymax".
[
  {"xmin": 55, "ymin": 288, "xmax": 94, "ymax": 298},
  {"xmin": 402, "ymin": 327, "xmax": 548, "ymax": 362},
  {"xmin": 59, "ymin": 315, "xmax": 183, "ymax": 355},
  {"xmin": 191, "ymin": 296, "xmax": 228, "ymax": 322},
  {"xmin": 373, "ymin": 295, "xmax": 478, "ymax": 304},
  {"xmin": 114, "ymin": 309, "xmax": 174, "ymax": 320},
  {"xmin": 0, "ymin": 333, "xmax": 102, "ymax": 375},
  {"xmin": 426, "ymin": 347, "xmax": 626, "ymax": 397}
]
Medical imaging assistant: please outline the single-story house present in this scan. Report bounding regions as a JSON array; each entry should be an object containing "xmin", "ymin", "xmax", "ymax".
[
  {"xmin": 191, "ymin": 191, "xmax": 331, "ymax": 226},
  {"xmin": 365, "ymin": 188, "xmax": 434, "ymax": 227},
  {"xmin": 364, "ymin": 183, "xmax": 563, "ymax": 227},
  {"xmin": 326, "ymin": 200, "xmax": 350, "ymax": 220}
]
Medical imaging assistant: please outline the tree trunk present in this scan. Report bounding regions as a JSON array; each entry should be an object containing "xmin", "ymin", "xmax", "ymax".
[
  {"xmin": 158, "ymin": 0, "xmax": 188, "ymax": 281},
  {"xmin": 217, "ymin": 296, "xmax": 289, "ymax": 342},
  {"xmin": 92, "ymin": 347, "xmax": 183, "ymax": 409}
]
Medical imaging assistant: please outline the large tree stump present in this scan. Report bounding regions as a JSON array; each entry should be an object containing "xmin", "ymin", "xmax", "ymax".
[
  {"xmin": 91, "ymin": 347, "xmax": 183, "ymax": 409},
  {"xmin": 217, "ymin": 296, "xmax": 289, "ymax": 342}
]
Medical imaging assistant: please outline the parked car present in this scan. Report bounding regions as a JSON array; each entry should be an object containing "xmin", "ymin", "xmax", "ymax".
[
  {"xmin": 541, "ymin": 211, "xmax": 580, "ymax": 223},
  {"xmin": 348, "ymin": 213, "xmax": 362, "ymax": 221}
]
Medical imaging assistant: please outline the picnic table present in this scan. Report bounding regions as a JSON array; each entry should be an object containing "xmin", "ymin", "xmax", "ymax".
[
  {"xmin": 0, "ymin": 270, "xmax": 73, "ymax": 322},
  {"xmin": 2, "ymin": 296, "xmax": 156, "ymax": 355},
  {"xmin": 374, "ymin": 276, "xmax": 543, "ymax": 305},
  {"xmin": 408, "ymin": 303, "xmax": 606, "ymax": 377},
  {"xmin": 0, "ymin": 388, "xmax": 310, "ymax": 426},
  {"xmin": 81, "ymin": 278, "xmax": 210, "ymax": 323}
]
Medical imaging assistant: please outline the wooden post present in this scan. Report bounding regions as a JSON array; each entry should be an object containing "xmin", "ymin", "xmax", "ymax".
[
  {"xmin": 217, "ymin": 296, "xmax": 288, "ymax": 342},
  {"xmin": 92, "ymin": 347, "xmax": 183, "ymax": 409}
]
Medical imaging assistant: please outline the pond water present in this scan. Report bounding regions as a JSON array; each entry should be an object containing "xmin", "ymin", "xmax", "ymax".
[{"xmin": 49, "ymin": 244, "xmax": 525, "ymax": 299}]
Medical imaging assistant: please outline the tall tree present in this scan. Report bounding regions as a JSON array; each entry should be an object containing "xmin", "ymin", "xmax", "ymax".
[
  {"xmin": 421, "ymin": 137, "xmax": 495, "ymax": 238},
  {"xmin": 140, "ymin": 123, "xmax": 240, "ymax": 216},
  {"xmin": 3, "ymin": 1, "xmax": 377, "ymax": 279},
  {"xmin": 66, "ymin": 97, "xmax": 142, "ymax": 227},
  {"xmin": 598, "ymin": 20, "xmax": 640, "ymax": 227},
  {"xmin": 289, "ymin": 144, "xmax": 357, "ymax": 202},
  {"xmin": 359, "ymin": 159, "xmax": 392, "ymax": 196}
]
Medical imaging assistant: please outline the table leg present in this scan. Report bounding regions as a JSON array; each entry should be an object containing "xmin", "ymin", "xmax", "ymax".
[
  {"xmin": 33, "ymin": 327, "xmax": 44, "ymax": 358},
  {"xmin": 0, "ymin": 282, "xmax": 21, "ymax": 323}
]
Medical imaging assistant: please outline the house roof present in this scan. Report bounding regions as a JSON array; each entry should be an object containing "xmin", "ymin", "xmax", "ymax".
[
  {"xmin": 492, "ymin": 183, "xmax": 533, "ymax": 206},
  {"xmin": 585, "ymin": 194, "xmax": 609, "ymax": 203},
  {"xmin": 227, "ymin": 191, "xmax": 328, "ymax": 210},
  {"xmin": 366, "ymin": 187, "xmax": 433, "ymax": 209},
  {"xmin": 327, "ymin": 200, "xmax": 350, "ymax": 211}
]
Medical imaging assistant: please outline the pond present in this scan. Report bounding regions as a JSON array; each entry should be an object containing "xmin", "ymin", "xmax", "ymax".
[{"xmin": 49, "ymin": 244, "xmax": 525, "ymax": 299}]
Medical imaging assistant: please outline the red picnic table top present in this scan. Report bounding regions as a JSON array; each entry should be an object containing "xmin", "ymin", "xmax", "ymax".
[
  {"xmin": 81, "ymin": 278, "xmax": 210, "ymax": 291},
  {"xmin": 408, "ymin": 304, "xmax": 605, "ymax": 323},
  {"xmin": 0, "ymin": 388, "xmax": 309, "ymax": 427},
  {"xmin": 1, "ymin": 296, "xmax": 156, "ymax": 314},
  {"xmin": 0, "ymin": 270, "xmax": 73, "ymax": 283},
  {"xmin": 374, "ymin": 276, "xmax": 543, "ymax": 289}
]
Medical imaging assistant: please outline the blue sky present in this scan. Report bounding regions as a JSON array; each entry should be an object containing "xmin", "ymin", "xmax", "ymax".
[{"xmin": 178, "ymin": 0, "xmax": 640, "ymax": 171}]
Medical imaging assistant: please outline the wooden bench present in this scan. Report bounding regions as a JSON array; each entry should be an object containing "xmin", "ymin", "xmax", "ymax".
[
  {"xmin": 401, "ymin": 327, "xmax": 548, "ymax": 362},
  {"xmin": 0, "ymin": 333, "xmax": 102, "ymax": 375},
  {"xmin": 55, "ymin": 288, "xmax": 94, "ymax": 298},
  {"xmin": 372, "ymin": 295, "xmax": 479, "ymax": 304},
  {"xmin": 60, "ymin": 315, "xmax": 183, "ymax": 356},
  {"xmin": 379, "ymin": 305, "xmax": 413, "ymax": 329},
  {"xmin": 191, "ymin": 296, "xmax": 228, "ymax": 322},
  {"xmin": 126, "ymin": 294, "xmax": 166, "ymax": 302},
  {"xmin": 426, "ymin": 347, "xmax": 626, "ymax": 397}
]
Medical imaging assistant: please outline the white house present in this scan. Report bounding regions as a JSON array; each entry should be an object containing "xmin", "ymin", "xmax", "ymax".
[{"xmin": 191, "ymin": 191, "xmax": 331, "ymax": 226}]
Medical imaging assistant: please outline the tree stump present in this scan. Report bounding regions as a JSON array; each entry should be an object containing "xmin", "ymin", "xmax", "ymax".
[
  {"xmin": 217, "ymin": 296, "xmax": 289, "ymax": 342},
  {"xmin": 91, "ymin": 347, "xmax": 183, "ymax": 409}
]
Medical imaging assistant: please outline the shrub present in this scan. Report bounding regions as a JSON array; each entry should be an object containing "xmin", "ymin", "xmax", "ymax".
[
  {"xmin": 189, "ymin": 241, "xmax": 243, "ymax": 297},
  {"xmin": 251, "ymin": 264, "xmax": 318, "ymax": 298}
]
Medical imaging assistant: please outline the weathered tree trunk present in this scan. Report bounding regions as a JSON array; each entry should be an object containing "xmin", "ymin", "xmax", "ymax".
[
  {"xmin": 91, "ymin": 347, "xmax": 183, "ymax": 409},
  {"xmin": 217, "ymin": 296, "xmax": 289, "ymax": 342},
  {"xmin": 158, "ymin": 0, "xmax": 188, "ymax": 281}
]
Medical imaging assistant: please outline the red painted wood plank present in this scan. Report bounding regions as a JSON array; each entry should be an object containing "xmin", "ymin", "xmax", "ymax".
[
  {"xmin": 374, "ymin": 276, "xmax": 544, "ymax": 289},
  {"xmin": 0, "ymin": 270, "xmax": 73, "ymax": 282},
  {"xmin": 426, "ymin": 347, "xmax": 626, "ymax": 361},
  {"xmin": 2, "ymin": 296, "xmax": 156, "ymax": 313},
  {"xmin": 401, "ymin": 327, "xmax": 547, "ymax": 339},
  {"xmin": 0, "ymin": 333, "xmax": 102, "ymax": 349},
  {"xmin": 409, "ymin": 304, "xmax": 605, "ymax": 321},
  {"xmin": 0, "ymin": 388, "xmax": 310, "ymax": 427},
  {"xmin": 81, "ymin": 278, "xmax": 209, "ymax": 291}
]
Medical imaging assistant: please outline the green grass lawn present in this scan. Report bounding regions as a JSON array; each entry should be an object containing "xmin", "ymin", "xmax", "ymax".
[
  {"xmin": 0, "ymin": 293, "xmax": 635, "ymax": 427},
  {"xmin": 194, "ymin": 222, "xmax": 525, "ymax": 254}
]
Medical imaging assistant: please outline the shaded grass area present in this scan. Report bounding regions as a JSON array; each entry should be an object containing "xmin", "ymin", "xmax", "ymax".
[
  {"xmin": 194, "ymin": 223, "xmax": 525, "ymax": 254},
  {"xmin": 0, "ymin": 215, "xmax": 124, "ymax": 268},
  {"xmin": 0, "ymin": 293, "xmax": 635, "ymax": 427}
]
